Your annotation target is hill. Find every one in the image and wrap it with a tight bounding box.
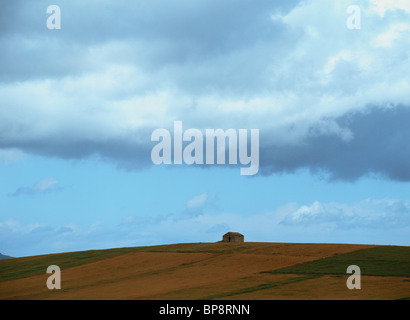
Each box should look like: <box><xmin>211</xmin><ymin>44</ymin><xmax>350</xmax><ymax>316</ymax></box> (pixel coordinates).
<box><xmin>0</xmin><ymin>242</ymin><xmax>409</xmax><ymax>300</ymax></box>
<box><xmin>0</xmin><ymin>253</ymin><xmax>13</xmax><ymax>259</ymax></box>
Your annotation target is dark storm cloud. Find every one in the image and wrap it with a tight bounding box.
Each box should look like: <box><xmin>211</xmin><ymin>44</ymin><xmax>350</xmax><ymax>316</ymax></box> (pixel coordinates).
<box><xmin>1</xmin><ymin>132</ymin><xmax>154</xmax><ymax>170</ymax></box>
<box><xmin>3</xmin><ymin>104</ymin><xmax>409</xmax><ymax>181</ymax></box>
<box><xmin>260</xmin><ymin>106</ymin><xmax>410</xmax><ymax>181</ymax></box>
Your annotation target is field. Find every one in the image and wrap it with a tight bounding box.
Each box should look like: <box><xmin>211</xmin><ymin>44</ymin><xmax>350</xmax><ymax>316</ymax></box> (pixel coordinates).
<box><xmin>1</xmin><ymin>242</ymin><xmax>409</xmax><ymax>300</ymax></box>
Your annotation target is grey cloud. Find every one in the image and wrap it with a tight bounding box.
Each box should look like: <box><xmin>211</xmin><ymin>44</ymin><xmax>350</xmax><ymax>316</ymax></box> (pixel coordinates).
<box><xmin>260</xmin><ymin>106</ymin><xmax>410</xmax><ymax>181</ymax></box>
<box><xmin>1</xmin><ymin>0</ymin><xmax>410</xmax><ymax>183</ymax></box>
<box><xmin>31</xmin><ymin>225</ymin><xmax>54</xmax><ymax>234</ymax></box>
<box><xmin>0</xmin><ymin>0</ymin><xmax>298</xmax><ymax>86</ymax></box>
<box><xmin>1</xmin><ymin>129</ymin><xmax>154</xmax><ymax>171</ymax></box>
<box><xmin>55</xmin><ymin>226</ymin><xmax>74</xmax><ymax>234</ymax></box>
<box><xmin>3</xmin><ymin>106</ymin><xmax>410</xmax><ymax>181</ymax></box>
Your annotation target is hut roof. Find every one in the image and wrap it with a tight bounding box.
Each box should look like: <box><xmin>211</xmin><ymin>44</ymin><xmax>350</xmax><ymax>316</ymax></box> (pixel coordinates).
<box><xmin>223</xmin><ymin>232</ymin><xmax>243</xmax><ymax>236</ymax></box>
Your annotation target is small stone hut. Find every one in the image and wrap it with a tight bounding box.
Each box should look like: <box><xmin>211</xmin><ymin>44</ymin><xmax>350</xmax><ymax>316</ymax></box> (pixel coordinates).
<box><xmin>222</xmin><ymin>232</ymin><xmax>244</xmax><ymax>243</ymax></box>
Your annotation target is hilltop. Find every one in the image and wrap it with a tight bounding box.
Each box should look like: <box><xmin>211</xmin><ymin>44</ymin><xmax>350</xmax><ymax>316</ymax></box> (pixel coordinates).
<box><xmin>0</xmin><ymin>242</ymin><xmax>409</xmax><ymax>300</ymax></box>
<box><xmin>0</xmin><ymin>253</ymin><xmax>13</xmax><ymax>259</ymax></box>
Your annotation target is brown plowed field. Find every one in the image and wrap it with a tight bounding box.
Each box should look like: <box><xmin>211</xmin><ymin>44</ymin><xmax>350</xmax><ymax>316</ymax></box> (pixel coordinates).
<box><xmin>1</xmin><ymin>242</ymin><xmax>409</xmax><ymax>300</ymax></box>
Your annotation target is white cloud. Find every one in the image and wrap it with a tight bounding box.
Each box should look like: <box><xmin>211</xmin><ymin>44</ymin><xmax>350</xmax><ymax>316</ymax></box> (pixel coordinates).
<box><xmin>0</xmin><ymin>148</ymin><xmax>25</xmax><ymax>165</ymax></box>
<box><xmin>372</xmin><ymin>22</ymin><xmax>410</xmax><ymax>47</ymax></box>
<box><xmin>281</xmin><ymin>198</ymin><xmax>410</xmax><ymax>229</ymax></box>
<box><xmin>369</xmin><ymin>0</ymin><xmax>410</xmax><ymax>17</ymax></box>
<box><xmin>33</xmin><ymin>177</ymin><xmax>58</xmax><ymax>193</ymax></box>
<box><xmin>187</xmin><ymin>193</ymin><xmax>208</xmax><ymax>209</ymax></box>
<box><xmin>10</xmin><ymin>177</ymin><xmax>60</xmax><ymax>197</ymax></box>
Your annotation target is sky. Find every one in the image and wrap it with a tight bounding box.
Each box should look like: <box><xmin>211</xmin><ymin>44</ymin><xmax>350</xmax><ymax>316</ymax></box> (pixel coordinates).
<box><xmin>1</xmin><ymin>0</ymin><xmax>410</xmax><ymax>257</ymax></box>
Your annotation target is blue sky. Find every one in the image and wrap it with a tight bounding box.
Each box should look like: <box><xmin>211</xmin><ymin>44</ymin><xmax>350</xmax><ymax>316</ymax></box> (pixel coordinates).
<box><xmin>1</xmin><ymin>0</ymin><xmax>410</xmax><ymax>257</ymax></box>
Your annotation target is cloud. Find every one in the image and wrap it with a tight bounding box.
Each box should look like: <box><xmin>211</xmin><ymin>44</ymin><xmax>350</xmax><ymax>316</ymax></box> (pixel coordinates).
<box><xmin>260</xmin><ymin>106</ymin><xmax>410</xmax><ymax>181</ymax></box>
<box><xmin>369</xmin><ymin>0</ymin><xmax>410</xmax><ymax>17</ymax></box>
<box><xmin>182</xmin><ymin>192</ymin><xmax>218</xmax><ymax>219</ymax></box>
<box><xmin>1</xmin><ymin>0</ymin><xmax>410</xmax><ymax>181</ymax></box>
<box><xmin>281</xmin><ymin>198</ymin><xmax>410</xmax><ymax>230</ymax></box>
<box><xmin>55</xmin><ymin>226</ymin><xmax>74</xmax><ymax>234</ymax></box>
<box><xmin>2</xmin><ymin>196</ymin><xmax>410</xmax><ymax>257</ymax></box>
<box><xmin>186</xmin><ymin>193</ymin><xmax>208</xmax><ymax>209</ymax></box>
<box><xmin>0</xmin><ymin>148</ymin><xmax>25</xmax><ymax>165</ymax></box>
<box><xmin>10</xmin><ymin>177</ymin><xmax>60</xmax><ymax>197</ymax></box>
<box><xmin>372</xmin><ymin>22</ymin><xmax>410</xmax><ymax>47</ymax></box>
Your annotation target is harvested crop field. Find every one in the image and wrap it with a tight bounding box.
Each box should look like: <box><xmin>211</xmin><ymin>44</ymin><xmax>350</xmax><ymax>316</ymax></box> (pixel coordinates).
<box><xmin>1</xmin><ymin>242</ymin><xmax>409</xmax><ymax>300</ymax></box>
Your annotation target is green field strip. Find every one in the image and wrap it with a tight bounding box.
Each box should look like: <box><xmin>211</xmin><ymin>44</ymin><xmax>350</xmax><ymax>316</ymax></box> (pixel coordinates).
<box><xmin>262</xmin><ymin>246</ymin><xmax>410</xmax><ymax>277</ymax></box>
